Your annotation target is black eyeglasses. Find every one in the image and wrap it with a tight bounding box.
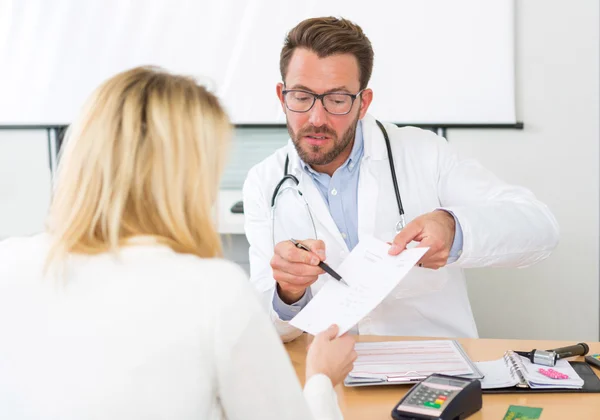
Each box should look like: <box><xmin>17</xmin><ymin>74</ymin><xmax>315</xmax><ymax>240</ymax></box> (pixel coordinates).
<box><xmin>282</xmin><ymin>89</ymin><xmax>364</xmax><ymax>115</ymax></box>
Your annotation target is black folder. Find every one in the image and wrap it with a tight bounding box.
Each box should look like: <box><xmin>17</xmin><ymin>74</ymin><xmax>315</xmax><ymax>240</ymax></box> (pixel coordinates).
<box><xmin>483</xmin><ymin>362</ymin><xmax>600</xmax><ymax>394</ymax></box>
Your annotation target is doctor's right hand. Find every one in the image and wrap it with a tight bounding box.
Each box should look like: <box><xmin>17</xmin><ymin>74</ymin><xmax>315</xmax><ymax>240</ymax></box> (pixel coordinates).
<box><xmin>271</xmin><ymin>239</ymin><xmax>326</xmax><ymax>304</ymax></box>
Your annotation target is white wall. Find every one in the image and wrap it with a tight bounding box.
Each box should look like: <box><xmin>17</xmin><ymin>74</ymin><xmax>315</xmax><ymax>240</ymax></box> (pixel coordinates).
<box><xmin>454</xmin><ymin>0</ymin><xmax>599</xmax><ymax>341</ymax></box>
<box><xmin>0</xmin><ymin>130</ymin><xmax>51</xmax><ymax>239</ymax></box>
<box><xmin>0</xmin><ymin>0</ymin><xmax>598</xmax><ymax>341</ymax></box>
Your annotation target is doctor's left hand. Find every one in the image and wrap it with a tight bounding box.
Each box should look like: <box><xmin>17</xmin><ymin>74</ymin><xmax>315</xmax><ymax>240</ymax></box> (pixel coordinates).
<box><xmin>388</xmin><ymin>210</ymin><xmax>456</xmax><ymax>269</ymax></box>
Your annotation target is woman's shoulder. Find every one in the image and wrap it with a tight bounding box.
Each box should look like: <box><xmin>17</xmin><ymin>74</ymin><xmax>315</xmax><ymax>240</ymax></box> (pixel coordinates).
<box><xmin>159</xmin><ymin>252</ymin><xmax>247</xmax><ymax>280</ymax></box>
<box><xmin>151</xmin><ymin>253</ymin><xmax>259</xmax><ymax>321</ymax></box>
<box><xmin>143</xmin><ymin>251</ymin><xmax>250</xmax><ymax>293</ymax></box>
<box><xmin>0</xmin><ymin>233</ymin><xmax>49</xmax><ymax>262</ymax></box>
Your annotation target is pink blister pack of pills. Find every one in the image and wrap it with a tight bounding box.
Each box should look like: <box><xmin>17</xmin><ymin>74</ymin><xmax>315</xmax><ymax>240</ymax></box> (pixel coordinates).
<box><xmin>538</xmin><ymin>368</ymin><xmax>569</xmax><ymax>380</ymax></box>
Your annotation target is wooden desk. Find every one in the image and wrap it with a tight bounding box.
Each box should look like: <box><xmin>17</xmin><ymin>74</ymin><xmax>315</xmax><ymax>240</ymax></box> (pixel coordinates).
<box><xmin>285</xmin><ymin>335</ymin><xmax>600</xmax><ymax>419</ymax></box>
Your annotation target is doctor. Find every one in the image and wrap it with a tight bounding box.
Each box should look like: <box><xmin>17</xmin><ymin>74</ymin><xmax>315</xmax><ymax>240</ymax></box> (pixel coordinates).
<box><xmin>243</xmin><ymin>17</ymin><xmax>559</xmax><ymax>342</ymax></box>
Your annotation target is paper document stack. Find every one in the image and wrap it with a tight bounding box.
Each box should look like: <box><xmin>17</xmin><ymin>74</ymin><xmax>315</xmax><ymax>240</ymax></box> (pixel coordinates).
<box><xmin>345</xmin><ymin>340</ymin><xmax>482</xmax><ymax>387</ymax></box>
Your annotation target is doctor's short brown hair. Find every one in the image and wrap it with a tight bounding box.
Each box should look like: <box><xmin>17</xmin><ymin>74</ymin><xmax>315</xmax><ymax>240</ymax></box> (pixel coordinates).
<box><xmin>279</xmin><ymin>17</ymin><xmax>374</xmax><ymax>90</ymax></box>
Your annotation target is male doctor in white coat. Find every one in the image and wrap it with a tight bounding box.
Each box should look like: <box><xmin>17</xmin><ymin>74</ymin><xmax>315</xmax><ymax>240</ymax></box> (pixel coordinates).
<box><xmin>243</xmin><ymin>17</ymin><xmax>560</xmax><ymax>342</ymax></box>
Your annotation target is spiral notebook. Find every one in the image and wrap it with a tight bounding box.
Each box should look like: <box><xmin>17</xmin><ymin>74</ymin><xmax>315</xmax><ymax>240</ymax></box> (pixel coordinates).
<box><xmin>475</xmin><ymin>350</ymin><xmax>584</xmax><ymax>390</ymax></box>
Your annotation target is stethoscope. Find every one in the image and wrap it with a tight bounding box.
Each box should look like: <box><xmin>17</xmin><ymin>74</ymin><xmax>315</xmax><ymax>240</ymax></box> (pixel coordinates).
<box><xmin>270</xmin><ymin>120</ymin><xmax>406</xmax><ymax>234</ymax></box>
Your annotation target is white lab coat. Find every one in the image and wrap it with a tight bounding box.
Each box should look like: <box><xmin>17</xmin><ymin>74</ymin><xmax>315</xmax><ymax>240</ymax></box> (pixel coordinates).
<box><xmin>242</xmin><ymin>114</ymin><xmax>559</xmax><ymax>342</ymax></box>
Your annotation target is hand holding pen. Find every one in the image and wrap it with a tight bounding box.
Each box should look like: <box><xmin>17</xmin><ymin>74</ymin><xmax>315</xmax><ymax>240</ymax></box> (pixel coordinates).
<box><xmin>270</xmin><ymin>238</ymin><xmax>346</xmax><ymax>305</ymax></box>
<box><xmin>289</xmin><ymin>239</ymin><xmax>347</xmax><ymax>286</ymax></box>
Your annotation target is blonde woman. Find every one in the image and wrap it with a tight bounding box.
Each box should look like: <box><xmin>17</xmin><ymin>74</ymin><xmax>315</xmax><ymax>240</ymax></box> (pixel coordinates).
<box><xmin>0</xmin><ymin>67</ymin><xmax>355</xmax><ymax>420</ymax></box>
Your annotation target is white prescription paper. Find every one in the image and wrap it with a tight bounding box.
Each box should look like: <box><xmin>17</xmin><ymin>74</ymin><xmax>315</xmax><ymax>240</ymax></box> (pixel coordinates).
<box><xmin>289</xmin><ymin>236</ymin><xmax>428</xmax><ymax>335</ymax></box>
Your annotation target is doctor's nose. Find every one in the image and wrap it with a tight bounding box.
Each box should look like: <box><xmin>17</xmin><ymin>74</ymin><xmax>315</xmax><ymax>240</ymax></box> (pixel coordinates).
<box><xmin>307</xmin><ymin>99</ymin><xmax>328</xmax><ymax>127</ymax></box>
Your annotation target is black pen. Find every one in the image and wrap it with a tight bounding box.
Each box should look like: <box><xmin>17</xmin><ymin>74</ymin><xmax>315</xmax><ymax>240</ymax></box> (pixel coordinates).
<box><xmin>290</xmin><ymin>238</ymin><xmax>348</xmax><ymax>286</ymax></box>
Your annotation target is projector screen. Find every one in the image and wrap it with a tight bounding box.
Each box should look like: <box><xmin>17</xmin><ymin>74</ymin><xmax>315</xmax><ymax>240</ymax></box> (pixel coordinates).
<box><xmin>0</xmin><ymin>0</ymin><xmax>515</xmax><ymax>125</ymax></box>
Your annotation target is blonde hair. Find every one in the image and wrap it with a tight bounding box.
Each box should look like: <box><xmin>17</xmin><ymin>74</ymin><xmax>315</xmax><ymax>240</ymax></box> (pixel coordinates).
<box><xmin>47</xmin><ymin>66</ymin><xmax>231</xmax><ymax>264</ymax></box>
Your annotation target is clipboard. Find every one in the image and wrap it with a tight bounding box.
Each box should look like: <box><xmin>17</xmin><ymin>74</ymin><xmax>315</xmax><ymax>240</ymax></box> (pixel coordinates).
<box><xmin>344</xmin><ymin>340</ymin><xmax>483</xmax><ymax>387</ymax></box>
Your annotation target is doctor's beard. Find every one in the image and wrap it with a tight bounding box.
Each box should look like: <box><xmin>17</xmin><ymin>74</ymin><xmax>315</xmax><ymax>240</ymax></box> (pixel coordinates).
<box><xmin>287</xmin><ymin>114</ymin><xmax>359</xmax><ymax>167</ymax></box>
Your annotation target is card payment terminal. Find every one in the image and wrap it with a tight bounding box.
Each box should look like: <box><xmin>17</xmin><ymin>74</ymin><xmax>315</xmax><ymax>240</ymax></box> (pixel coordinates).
<box><xmin>392</xmin><ymin>374</ymin><xmax>482</xmax><ymax>420</ymax></box>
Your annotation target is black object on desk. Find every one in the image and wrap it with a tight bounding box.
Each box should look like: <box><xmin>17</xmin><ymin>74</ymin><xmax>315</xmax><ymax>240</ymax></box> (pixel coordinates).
<box><xmin>392</xmin><ymin>373</ymin><xmax>482</xmax><ymax>420</ymax></box>
<box><xmin>585</xmin><ymin>354</ymin><xmax>600</xmax><ymax>370</ymax></box>
<box><xmin>230</xmin><ymin>200</ymin><xmax>244</xmax><ymax>214</ymax></box>
<box><xmin>515</xmin><ymin>342</ymin><xmax>589</xmax><ymax>367</ymax></box>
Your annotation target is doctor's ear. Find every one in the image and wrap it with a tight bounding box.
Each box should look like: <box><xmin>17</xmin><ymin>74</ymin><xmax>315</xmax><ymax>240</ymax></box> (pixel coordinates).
<box><xmin>276</xmin><ymin>83</ymin><xmax>286</xmax><ymax>110</ymax></box>
<box><xmin>358</xmin><ymin>88</ymin><xmax>373</xmax><ymax>119</ymax></box>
